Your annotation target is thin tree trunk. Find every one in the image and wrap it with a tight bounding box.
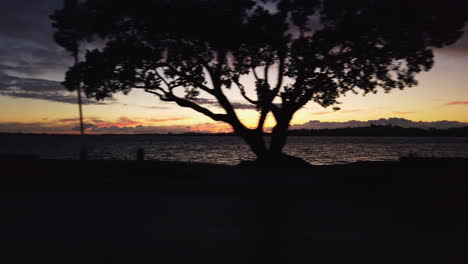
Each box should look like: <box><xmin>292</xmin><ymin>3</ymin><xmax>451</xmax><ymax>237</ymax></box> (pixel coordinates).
<box><xmin>77</xmin><ymin>84</ymin><xmax>85</xmax><ymax>136</ymax></box>
<box><xmin>73</xmin><ymin>52</ymin><xmax>85</xmax><ymax>136</ymax></box>
<box><xmin>74</xmin><ymin>49</ymin><xmax>87</xmax><ymax>160</ymax></box>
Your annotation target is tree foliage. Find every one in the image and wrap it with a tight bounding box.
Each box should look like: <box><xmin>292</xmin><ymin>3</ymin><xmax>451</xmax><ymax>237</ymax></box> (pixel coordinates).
<box><xmin>51</xmin><ymin>0</ymin><xmax>468</xmax><ymax>159</ymax></box>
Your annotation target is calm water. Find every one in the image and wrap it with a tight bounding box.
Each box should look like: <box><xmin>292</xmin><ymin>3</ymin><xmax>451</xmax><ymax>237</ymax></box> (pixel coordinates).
<box><xmin>1</xmin><ymin>135</ymin><xmax>467</xmax><ymax>165</ymax></box>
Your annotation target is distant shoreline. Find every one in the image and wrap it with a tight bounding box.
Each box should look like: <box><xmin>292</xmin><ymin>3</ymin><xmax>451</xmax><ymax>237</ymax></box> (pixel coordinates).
<box><xmin>1</xmin><ymin>125</ymin><xmax>467</xmax><ymax>137</ymax></box>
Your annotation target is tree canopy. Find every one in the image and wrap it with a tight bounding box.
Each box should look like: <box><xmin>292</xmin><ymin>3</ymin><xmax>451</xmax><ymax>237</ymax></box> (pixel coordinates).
<box><xmin>51</xmin><ymin>0</ymin><xmax>468</xmax><ymax>159</ymax></box>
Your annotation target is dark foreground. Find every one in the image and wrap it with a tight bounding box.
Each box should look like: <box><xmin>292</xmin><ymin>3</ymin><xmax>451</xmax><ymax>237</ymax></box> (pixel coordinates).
<box><xmin>1</xmin><ymin>158</ymin><xmax>467</xmax><ymax>263</ymax></box>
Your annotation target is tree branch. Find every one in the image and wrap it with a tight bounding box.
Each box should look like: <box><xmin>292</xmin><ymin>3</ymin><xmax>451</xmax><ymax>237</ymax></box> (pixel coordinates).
<box><xmin>233</xmin><ymin>80</ymin><xmax>258</xmax><ymax>105</ymax></box>
<box><xmin>201</xmin><ymin>49</ymin><xmax>247</xmax><ymax>131</ymax></box>
<box><xmin>154</xmin><ymin>70</ymin><xmax>175</xmax><ymax>91</ymax></box>
<box><xmin>147</xmin><ymin>90</ymin><xmax>168</xmax><ymax>100</ymax></box>
<box><xmin>136</xmin><ymin>82</ymin><xmax>229</xmax><ymax>122</ymax></box>
<box><xmin>160</xmin><ymin>63</ymin><xmax>214</xmax><ymax>95</ymax></box>
<box><xmin>167</xmin><ymin>94</ymin><xmax>229</xmax><ymax>122</ymax></box>
<box><xmin>194</xmin><ymin>54</ymin><xmax>217</xmax><ymax>90</ymax></box>
<box><xmin>251</xmin><ymin>67</ymin><xmax>260</xmax><ymax>82</ymax></box>
<box><xmin>257</xmin><ymin>109</ymin><xmax>268</xmax><ymax>132</ymax></box>
<box><xmin>213</xmin><ymin>88</ymin><xmax>245</xmax><ymax>129</ymax></box>
<box><xmin>133</xmin><ymin>84</ymin><xmax>169</xmax><ymax>99</ymax></box>
<box><xmin>264</xmin><ymin>56</ymin><xmax>272</xmax><ymax>85</ymax></box>
<box><xmin>270</xmin><ymin>103</ymin><xmax>282</xmax><ymax>121</ymax></box>
<box><xmin>274</xmin><ymin>53</ymin><xmax>286</xmax><ymax>94</ymax></box>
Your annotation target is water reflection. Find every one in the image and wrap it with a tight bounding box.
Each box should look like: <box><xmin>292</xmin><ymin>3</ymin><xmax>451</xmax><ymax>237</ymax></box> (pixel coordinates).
<box><xmin>1</xmin><ymin>135</ymin><xmax>467</xmax><ymax>165</ymax></box>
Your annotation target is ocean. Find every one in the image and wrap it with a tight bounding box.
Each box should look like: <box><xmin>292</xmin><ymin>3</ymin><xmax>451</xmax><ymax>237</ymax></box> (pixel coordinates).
<box><xmin>1</xmin><ymin>134</ymin><xmax>467</xmax><ymax>165</ymax></box>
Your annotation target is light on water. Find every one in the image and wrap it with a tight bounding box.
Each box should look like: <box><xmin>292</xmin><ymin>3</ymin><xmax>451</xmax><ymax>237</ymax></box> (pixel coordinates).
<box><xmin>1</xmin><ymin>135</ymin><xmax>467</xmax><ymax>165</ymax></box>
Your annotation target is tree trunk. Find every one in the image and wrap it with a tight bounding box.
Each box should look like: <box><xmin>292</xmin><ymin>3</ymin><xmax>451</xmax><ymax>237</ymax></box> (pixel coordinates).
<box><xmin>269</xmin><ymin>114</ymin><xmax>292</xmax><ymax>158</ymax></box>
<box><xmin>234</xmin><ymin>113</ymin><xmax>293</xmax><ymax>162</ymax></box>
<box><xmin>236</xmin><ymin>128</ymin><xmax>268</xmax><ymax>158</ymax></box>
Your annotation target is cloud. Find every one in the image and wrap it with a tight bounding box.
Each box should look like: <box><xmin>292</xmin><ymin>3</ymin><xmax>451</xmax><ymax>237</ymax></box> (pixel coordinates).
<box><xmin>339</xmin><ymin>109</ymin><xmax>363</xmax><ymax>114</ymax></box>
<box><xmin>71</xmin><ymin>123</ymin><xmax>99</xmax><ymax>132</ymax></box>
<box><xmin>190</xmin><ymin>122</ymin><xmax>233</xmax><ymax>133</ymax></box>
<box><xmin>86</xmin><ymin>117</ymin><xmax>142</xmax><ymax>128</ymax></box>
<box><xmin>0</xmin><ymin>1</ymin><xmax>61</xmax><ymax>41</ymax></box>
<box><xmin>291</xmin><ymin>118</ymin><xmax>468</xmax><ymax>130</ymax></box>
<box><xmin>0</xmin><ymin>116</ymin><xmax>232</xmax><ymax>134</ymax></box>
<box><xmin>83</xmin><ymin>125</ymin><xmax>184</xmax><ymax>134</ymax></box>
<box><xmin>0</xmin><ymin>73</ymin><xmax>114</xmax><ymax>105</ymax></box>
<box><xmin>57</xmin><ymin>118</ymin><xmax>79</xmax><ymax>123</ymax></box>
<box><xmin>83</xmin><ymin>119</ymin><xmax>231</xmax><ymax>134</ymax></box>
<box><xmin>91</xmin><ymin>119</ymin><xmax>106</xmax><ymax>124</ymax></box>
<box><xmin>0</xmin><ymin>116</ymin><xmax>143</xmax><ymax>134</ymax></box>
<box><xmin>0</xmin><ymin>1</ymin><xmax>115</xmax><ymax>106</ymax></box>
<box><xmin>57</xmin><ymin>117</ymin><xmax>106</xmax><ymax>124</ymax></box>
<box><xmin>445</xmin><ymin>101</ymin><xmax>468</xmax><ymax>106</ymax></box>
<box><xmin>121</xmin><ymin>103</ymin><xmax>169</xmax><ymax>110</ymax></box>
<box><xmin>230</xmin><ymin>102</ymin><xmax>258</xmax><ymax>110</ymax></box>
<box><xmin>308</xmin><ymin>109</ymin><xmax>362</xmax><ymax>115</ymax></box>
<box><xmin>0</xmin><ymin>1</ymin><xmax>72</xmax><ymax>78</ymax></box>
<box><xmin>116</xmin><ymin>117</ymin><xmax>140</xmax><ymax>126</ymax></box>
<box><xmin>311</xmin><ymin>111</ymin><xmax>333</xmax><ymax>116</ymax></box>
<box><xmin>148</xmin><ymin>117</ymin><xmax>191</xmax><ymax>123</ymax></box>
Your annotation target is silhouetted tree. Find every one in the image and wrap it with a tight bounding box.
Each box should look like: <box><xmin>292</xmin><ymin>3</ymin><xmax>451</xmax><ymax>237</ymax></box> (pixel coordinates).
<box><xmin>50</xmin><ymin>0</ymin><xmax>468</xmax><ymax>161</ymax></box>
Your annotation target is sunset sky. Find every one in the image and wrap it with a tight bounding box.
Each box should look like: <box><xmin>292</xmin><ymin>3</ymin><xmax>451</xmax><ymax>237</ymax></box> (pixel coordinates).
<box><xmin>1</xmin><ymin>0</ymin><xmax>467</xmax><ymax>134</ymax></box>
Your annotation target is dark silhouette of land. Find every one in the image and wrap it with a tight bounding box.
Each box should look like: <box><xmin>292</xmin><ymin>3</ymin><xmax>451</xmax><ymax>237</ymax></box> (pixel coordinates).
<box><xmin>1</xmin><ymin>158</ymin><xmax>467</xmax><ymax>263</ymax></box>
<box><xmin>289</xmin><ymin>125</ymin><xmax>468</xmax><ymax>137</ymax></box>
<box><xmin>1</xmin><ymin>125</ymin><xmax>468</xmax><ymax>137</ymax></box>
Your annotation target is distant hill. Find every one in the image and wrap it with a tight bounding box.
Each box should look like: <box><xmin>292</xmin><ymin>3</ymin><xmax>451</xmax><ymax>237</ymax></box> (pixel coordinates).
<box><xmin>288</xmin><ymin>125</ymin><xmax>468</xmax><ymax>137</ymax></box>
<box><xmin>290</xmin><ymin>118</ymin><xmax>468</xmax><ymax>130</ymax></box>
